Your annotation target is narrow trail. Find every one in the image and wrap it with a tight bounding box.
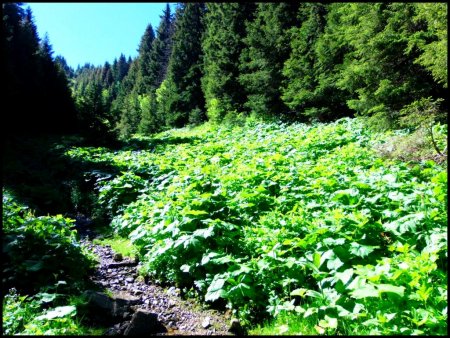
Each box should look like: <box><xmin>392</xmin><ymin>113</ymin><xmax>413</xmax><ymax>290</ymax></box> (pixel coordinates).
<box><xmin>79</xmin><ymin>233</ymin><xmax>236</xmax><ymax>336</ymax></box>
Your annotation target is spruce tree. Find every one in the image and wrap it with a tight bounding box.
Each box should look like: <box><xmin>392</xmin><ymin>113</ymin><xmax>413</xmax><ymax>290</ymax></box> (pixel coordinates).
<box><xmin>165</xmin><ymin>3</ymin><xmax>206</xmax><ymax>127</ymax></box>
<box><xmin>112</xmin><ymin>58</ymin><xmax>141</xmax><ymax>138</ymax></box>
<box><xmin>101</xmin><ymin>61</ymin><xmax>113</xmax><ymax>87</ymax></box>
<box><xmin>201</xmin><ymin>3</ymin><xmax>256</xmax><ymax>122</ymax></box>
<box><xmin>239</xmin><ymin>3</ymin><xmax>299</xmax><ymax>118</ymax></box>
<box><xmin>135</xmin><ymin>23</ymin><xmax>155</xmax><ymax>94</ymax></box>
<box><xmin>116</xmin><ymin>53</ymin><xmax>129</xmax><ymax>82</ymax></box>
<box><xmin>329</xmin><ymin>3</ymin><xmax>444</xmax><ymax>127</ymax></box>
<box><xmin>411</xmin><ymin>3</ymin><xmax>447</xmax><ymax>89</ymax></box>
<box><xmin>149</xmin><ymin>4</ymin><xmax>174</xmax><ymax>89</ymax></box>
<box><xmin>281</xmin><ymin>3</ymin><xmax>350</xmax><ymax>122</ymax></box>
<box><xmin>137</xmin><ymin>91</ymin><xmax>158</xmax><ymax>134</ymax></box>
<box><xmin>55</xmin><ymin>55</ymin><xmax>74</xmax><ymax>79</ymax></box>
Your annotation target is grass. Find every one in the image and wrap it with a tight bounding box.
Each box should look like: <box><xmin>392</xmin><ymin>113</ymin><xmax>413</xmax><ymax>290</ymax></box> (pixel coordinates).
<box><xmin>249</xmin><ymin>312</ymin><xmax>322</xmax><ymax>335</ymax></box>
<box><xmin>92</xmin><ymin>236</ymin><xmax>137</xmax><ymax>258</ymax></box>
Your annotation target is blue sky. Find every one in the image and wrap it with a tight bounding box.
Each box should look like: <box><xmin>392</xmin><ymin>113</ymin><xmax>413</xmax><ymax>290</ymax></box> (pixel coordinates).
<box><xmin>25</xmin><ymin>3</ymin><xmax>177</xmax><ymax>69</ymax></box>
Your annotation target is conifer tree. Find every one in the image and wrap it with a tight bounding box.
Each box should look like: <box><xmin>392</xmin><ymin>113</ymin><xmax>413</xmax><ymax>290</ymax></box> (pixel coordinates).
<box><xmin>165</xmin><ymin>3</ymin><xmax>206</xmax><ymax>127</ymax></box>
<box><xmin>411</xmin><ymin>3</ymin><xmax>447</xmax><ymax>89</ymax></box>
<box><xmin>328</xmin><ymin>3</ymin><xmax>444</xmax><ymax>127</ymax></box>
<box><xmin>149</xmin><ymin>4</ymin><xmax>174</xmax><ymax>89</ymax></box>
<box><xmin>112</xmin><ymin>58</ymin><xmax>141</xmax><ymax>138</ymax></box>
<box><xmin>137</xmin><ymin>91</ymin><xmax>158</xmax><ymax>134</ymax></box>
<box><xmin>55</xmin><ymin>55</ymin><xmax>74</xmax><ymax>79</ymax></box>
<box><xmin>201</xmin><ymin>3</ymin><xmax>256</xmax><ymax>122</ymax></box>
<box><xmin>101</xmin><ymin>61</ymin><xmax>113</xmax><ymax>87</ymax></box>
<box><xmin>116</xmin><ymin>53</ymin><xmax>129</xmax><ymax>82</ymax></box>
<box><xmin>239</xmin><ymin>3</ymin><xmax>299</xmax><ymax>118</ymax></box>
<box><xmin>135</xmin><ymin>23</ymin><xmax>155</xmax><ymax>94</ymax></box>
<box><xmin>281</xmin><ymin>3</ymin><xmax>350</xmax><ymax>121</ymax></box>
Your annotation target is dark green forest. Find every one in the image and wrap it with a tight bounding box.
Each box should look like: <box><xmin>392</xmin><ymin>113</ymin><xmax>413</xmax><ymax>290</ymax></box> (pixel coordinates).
<box><xmin>2</xmin><ymin>2</ymin><xmax>448</xmax><ymax>335</ymax></box>
<box><xmin>3</xmin><ymin>3</ymin><xmax>447</xmax><ymax>140</ymax></box>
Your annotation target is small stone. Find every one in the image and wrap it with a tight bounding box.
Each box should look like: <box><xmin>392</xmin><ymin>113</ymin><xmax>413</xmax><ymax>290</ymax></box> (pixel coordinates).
<box><xmin>113</xmin><ymin>253</ymin><xmax>123</xmax><ymax>261</ymax></box>
<box><xmin>126</xmin><ymin>277</ymin><xmax>134</xmax><ymax>283</ymax></box>
<box><xmin>202</xmin><ymin>316</ymin><xmax>211</xmax><ymax>329</ymax></box>
<box><xmin>104</xmin><ymin>327</ymin><xmax>120</xmax><ymax>336</ymax></box>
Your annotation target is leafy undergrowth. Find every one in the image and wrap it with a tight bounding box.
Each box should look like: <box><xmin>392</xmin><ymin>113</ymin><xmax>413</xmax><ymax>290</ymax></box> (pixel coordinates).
<box><xmin>2</xmin><ymin>288</ymin><xmax>104</xmax><ymax>335</ymax></box>
<box><xmin>2</xmin><ymin>190</ymin><xmax>102</xmax><ymax>335</ymax></box>
<box><xmin>65</xmin><ymin>117</ymin><xmax>447</xmax><ymax>335</ymax></box>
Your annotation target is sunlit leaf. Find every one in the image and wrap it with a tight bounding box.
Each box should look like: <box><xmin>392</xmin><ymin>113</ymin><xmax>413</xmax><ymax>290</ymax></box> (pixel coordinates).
<box><xmin>35</xmin><ymin>306</ymin><xmax>76</xmax><ymax>320</ymax></box>
<box><xmin>290</xmin><ymin>288</ymin><xmax>308</xmax><ymax>297</ymax></box>
<box><xmin>377</xmin><ymin>283</ymin><xmax>405</xmax><ymax>298</ymax></box>
<box><xmin>205</xmin><ymin>277</ymin><xmax>227</xmax><ymax>302</ymax></box>
<box><xmin>349</xmin><ymin>242</ymin><xmax>379</xmax><ymax>258</ymax></box>
<box><xmin>350</xmin><ymin>285</ymin><xmax>379</xmax><ymax>299</ymax></box>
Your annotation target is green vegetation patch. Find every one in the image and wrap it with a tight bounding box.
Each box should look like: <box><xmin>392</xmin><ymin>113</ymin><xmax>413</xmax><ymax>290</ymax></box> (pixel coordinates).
<box><xmin>64</xmin><ymin>118</ymin><xmax>447</xmax><ymax>334</ymax></box>
<box><xmin>2</xmin><ymin>190</ymin><xmax>103</xmax><ymax>335</ymax></box>
<box><xmin>93</xmin><ymin>236</ymin><xmax>138</xmax><ymax>258</ymax></box>
<box><xmin>2</xmin><ymin>189</ymin><xmax>95</xmax><ymax>295</ymax></box>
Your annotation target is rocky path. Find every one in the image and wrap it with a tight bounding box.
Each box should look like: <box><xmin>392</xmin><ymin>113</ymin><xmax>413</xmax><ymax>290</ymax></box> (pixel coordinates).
<box><xmin>80</xmin><ymin>237</ymin><xmax>239</xmax><ymax>336</ymax></box>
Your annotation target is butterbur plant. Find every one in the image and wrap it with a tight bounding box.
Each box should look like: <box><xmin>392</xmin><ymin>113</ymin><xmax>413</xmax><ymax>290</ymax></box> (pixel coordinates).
<box><xmin>62</xmin><ymin>118</ymin><xmax>446</xmax><ymax>334</ymax></box>
<box><xmin>2</xmin><ymin>189</ymin><xmax>93</xmax><ymax>295</ymax></box>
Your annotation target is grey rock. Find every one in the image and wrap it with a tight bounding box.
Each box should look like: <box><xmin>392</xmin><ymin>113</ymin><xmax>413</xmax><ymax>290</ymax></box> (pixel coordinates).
<box><xmin>113</xmin><ymin>253</ymin><xmax>123</xmax><ymax>261</ymax></box>
<box><xmin>84</xmin><ymin>290</ymin><xmax>140</xmax><ymax>324</ymax></box>
<box><xmin>202</xmin><ymin>316</ymin><xmax>211</xmax><ymax>329</ymax></box>
<box><xmin>166</xmin><ymin>286</ymin><xmax>180</xmax><ymax>296</ymax></box>
<box><xmin>106</xmin><ymin>260</ymin><xmax>138</xmax><ymax>268</ymax></box>
<box><xmin>124</xmin><ymin>309</ymin><xmax>167</xmax><ymax>335</ymax></box>
<box><xmin>104</xmin><ymin>327</ymin><xmax>121</xmax><ymax>336</ymax></box>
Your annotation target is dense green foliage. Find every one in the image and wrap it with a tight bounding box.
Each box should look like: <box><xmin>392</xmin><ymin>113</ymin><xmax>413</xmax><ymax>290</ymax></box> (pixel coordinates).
<box><xmin>239</xmin><ymin>3</ymin><xmax>299</xmax><ymax>118</ymax></box>
<box><xmin>149</xmin><ymin>4</ymin><xmax>174</xmax><ymax>90</ymax></box>
<box><xmin>134</xmin><ymin>24</ymin><xmax>156</xmax><ymax>95</ymax></box>
<box><xmin>281</xmin><ymin>3</ymin><xmax>351</xmax><ymax>121</ymax></box>
<box><xmin>2</xmin><ymin>288</ymin><xmax>99</xmax><ymax>335</ymax></box>
<box><xmin>2</xmin><ymin>189</ymin><xmax>101</xmax><ymax>335</ymax></box>
<box><xmin>3</xmin><ymin>2</ymin><xmax>448</xmax><ymax>335</ymax></box>
<box><xmin>2</xmin><ymin>190</ymin><xmax>93</xmax><ymax>295</ymax></box>
<box><xmin>328</xmin><ymin>3</ymin><xmax>444</xmax><ymax>128</ymax></box>
<box><xmin>65</xmin><ymin>118</ymin><xmax>447</xmax><ymax>334</ymax></box>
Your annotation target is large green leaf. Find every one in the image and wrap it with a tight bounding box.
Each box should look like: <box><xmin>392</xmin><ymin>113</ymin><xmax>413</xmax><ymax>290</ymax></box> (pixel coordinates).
<box><xmin>24</xmin><ymin>260</ymin><xmax>44</xmax><ymax>272</ymax></box>
<box><xmin>383</xmin><ymin>212</ymin><xmax>425</xmax><ymax>236</ymax></box>
<box><xmin>377</xmin><ymin>283</ymin><xmax>405</xmax><ymax>298</ymax></box>
<box><xmin>350</xmin><ymin>284</ymin><xmax>379</xmax><ymax>299</ymax></box>
<box><xmin>184</xmin><ymin>209</ymin><xmax>209</xmax><ymax>216</ymax></box>
<box><xmin>205</xmin><ymin>277</ymin><xmax>228</xmax><ymax>302</ymax></box>
<box><xmin>349</xmin><ymin>242</ymin><xmax>379</xmax><ymax>258</ymax></box>
<box><xmin>35</xmin><ymin>306</ymin><xmax>76</xmax><ymax>320</ymax></box>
